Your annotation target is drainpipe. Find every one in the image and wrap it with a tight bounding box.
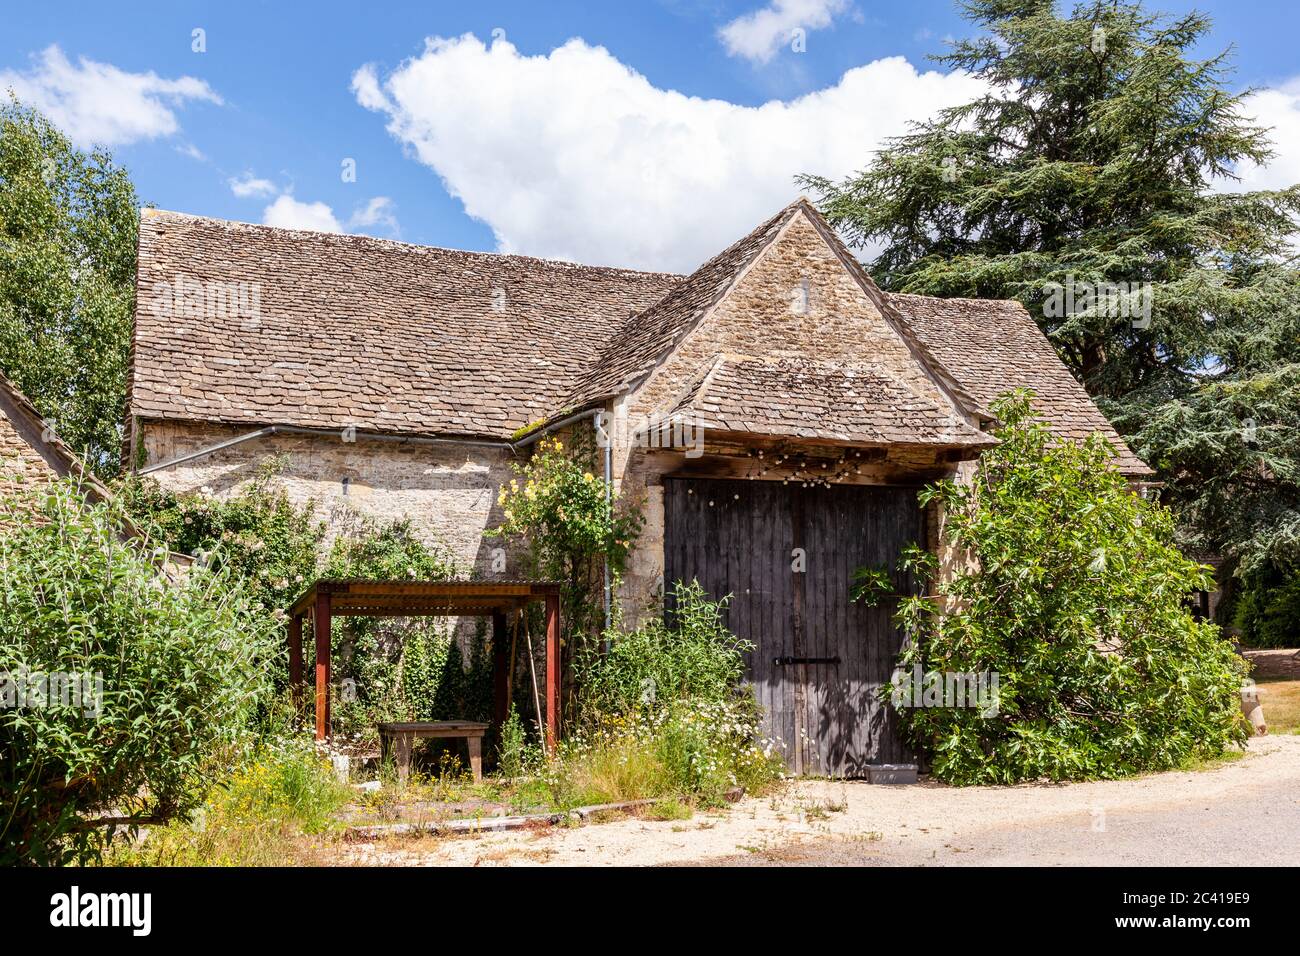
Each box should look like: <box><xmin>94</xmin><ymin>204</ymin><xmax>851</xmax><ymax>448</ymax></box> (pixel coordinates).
<box><xmin>138</xmin><ymin>423</ymin><xmax>515</xmax><ymax>476</ymax></box>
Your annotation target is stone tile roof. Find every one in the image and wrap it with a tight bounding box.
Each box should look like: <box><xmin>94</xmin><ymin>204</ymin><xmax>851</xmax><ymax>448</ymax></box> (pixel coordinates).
<box><xmin>130</xmin><ymin>203</ymin><xmax>1150</xmax><ymax>476</ymax></box>
<box><xmin>130</xmin><ymin>209</ymin><xmax>680</xmax><ymax>440</ymax></box>
<box><xmin>667</xmin><ymin>356</ymin><xmax>995</xmax><ymax>448</ymax></box>
<box><xmin>565</xmin><ymin>202</ymin><xmax>800</xmax><ymax>409</ymax></box>
<box><xmin>888</xmin><ymin>292</ymin><xmax>1153</xmax><ymax>476</ymax></box>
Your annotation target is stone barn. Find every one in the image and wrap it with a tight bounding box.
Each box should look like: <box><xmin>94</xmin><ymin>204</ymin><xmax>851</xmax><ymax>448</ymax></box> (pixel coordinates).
<box><xmin>126</xmin><ymin>198</ymin><xmax>1150</xmax><ymax>774</ymax></box>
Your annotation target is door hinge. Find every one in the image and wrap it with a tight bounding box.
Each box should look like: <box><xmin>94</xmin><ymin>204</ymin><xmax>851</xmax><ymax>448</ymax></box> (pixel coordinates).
<box><xmin>773</xmin><ymin>656</ymin><xmax>841</xmax><ymax>666</ymax></box>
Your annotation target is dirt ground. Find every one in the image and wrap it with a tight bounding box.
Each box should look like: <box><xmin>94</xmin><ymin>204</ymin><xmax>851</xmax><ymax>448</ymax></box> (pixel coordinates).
<box><xmin>336</xmin><ymin>734</ymin><xmax>1300</xmax><ymax>867</ymax></box>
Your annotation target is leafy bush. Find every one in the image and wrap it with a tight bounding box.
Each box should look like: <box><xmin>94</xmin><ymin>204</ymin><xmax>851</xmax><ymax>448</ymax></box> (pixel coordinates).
<box><xmin>559</xmin><ymin>582</ymin><xmax>783</xmax><ymax>806</ymax></box>
<box><xmin>124</xmin><ymin>470</ymin><xmax>483</xmax><ymax>738</ymax></box>
<box><xmin>1230</xmin><ymin>570</ymin><xmax>1300</xmax><ymax>649</ymax></box>
<box><xmin>107</xmin><ymin>738</ymin><xmax>349</xmax><ymax>867</ymax></box>
<box><xmin>862</xmin><ymin>393</ymin><xmax>1249</xmax><ymax>784</ymax></box>
<box><xmin>495</xmin><ymin>704</ymin><xmax>535</xmax><ymax>781</ymax></box>
<box><xmin>575</xmin><ymin>581</ymin><xmax>750</xmax><ymax>716</ymax></box>
<box><xmin>118</xmin><ymin>460</ymin><xmax>324</xmax><ymax>617</ymax></box>
<box><xmin>0</xmin><ymin>479</ymin><xmax>276</xmax><ymax>864</ymax></box>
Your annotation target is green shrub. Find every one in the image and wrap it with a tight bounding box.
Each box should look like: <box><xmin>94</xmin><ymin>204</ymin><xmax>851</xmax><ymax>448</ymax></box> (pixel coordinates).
<box><xmin>124</xmin><ymin>470</ymin><xmax>481</xmax><ymax>738</ymax></box>
<box><xmin>107</xmin><ymin>738</ymin><xmax>349</xmax><ymax>867</ymax></box>
<box><xmin>0</xmin><ymin>479</ymin><xmax>276</xmax><ymax>864</ymax></box>
<box><xmin>118</xmin><ymin>461</ymin><xmax>324</xmax><ymax>617</ymax></box>
<box><xmin>861</xmin><ymin>392</ymin><xmax>1249</xmax><ymax>784</ymax></box>
<box><xmin>1230</xmin><ymin>570</ymin><xmax>1300</xmax><ymax>648</ymax></box>
<box><xmin>575</xmin><ymin>581</ymin><xmax>750</xmax><ymax>717</ymax></box>
<box><xmin>495</xmin><ymin>704</ymin><xmax>534</xmax><ymax>780</ymax></box>
<box><xmin>560</xmin><ymin>582</ymin><xmax>784</xmax><ymax>806</ymax></box>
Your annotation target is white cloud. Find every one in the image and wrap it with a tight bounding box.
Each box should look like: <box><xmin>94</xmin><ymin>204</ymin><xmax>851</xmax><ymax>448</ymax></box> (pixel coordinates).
<box><xmin>1230</xmin><ymin>78</ymin><xmax>1300</xmax><ymax>194</ymax></box>
<box><xmin>352</xmin><ymin>66</ymin><xmax>388</xmax><ymax>112</ymax></box>
<box><xmin>260</xmin><ymin>193</ymin><xmax>399</xmax><ymax>237</ymax></box>
<box><xmin>348</xmin><ymin>196</ymin><xmax>400</xmax><ymax>237</ymax></box>
<box><xmin>719</xmin><ymin>0</ymin><xmax>850</xmax><ymax>65</ymax></box>
<box><xmin>262</xmin><ymin>195</ymin><xmax>342</xmax><ymax>233</ymax></box>
<box><xmin>0</xmin><ymin>45</ymin><xmax>220</xmax><ymax>148</ymax></box>
<box><xmin>352</xmin><ymin>35</ymin><xmax>985</xmax><ymax>272</ymax></box>
<box><xmin>229</xmin><ymin>172</ymin><xmax>278</xmax><ymax>199</ymax></box>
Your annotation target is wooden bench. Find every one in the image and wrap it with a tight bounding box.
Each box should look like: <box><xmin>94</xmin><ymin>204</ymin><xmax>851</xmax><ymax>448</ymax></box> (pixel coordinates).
<box><xmin>378</xmin><ymin>721</ymin><xmax>489</xmax><ymax>784</ymax></box>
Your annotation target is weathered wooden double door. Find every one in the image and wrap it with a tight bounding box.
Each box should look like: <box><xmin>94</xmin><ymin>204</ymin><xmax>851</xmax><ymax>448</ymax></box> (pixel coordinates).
<box><xmin>664</xmin><ymin>477</ymin><xmax>922</xmax><ymax>776</ymax></box>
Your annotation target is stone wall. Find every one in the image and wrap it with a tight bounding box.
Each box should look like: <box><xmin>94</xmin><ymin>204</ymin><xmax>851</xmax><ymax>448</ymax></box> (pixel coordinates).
<box><xmin>138</xmin><ymin>419</ymin><xmax>517</xmax><ymax>576</ymax></box>
<box><xmin>606</xmin><ymin>211</ymin><xmax>977</xmax><ymax>623</ymax></box>
<box><xmin>0</xmin><ymin>409</ymin><xmax>58</xmax><ymax>488</ymax></box>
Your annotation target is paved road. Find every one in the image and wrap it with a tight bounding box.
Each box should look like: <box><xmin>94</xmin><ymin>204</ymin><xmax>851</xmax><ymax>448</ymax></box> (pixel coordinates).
<box><xmin>705</xmin><ymin>737</ymin><xmax>1300</xmax><ymax>867</ymax></box>
<box><xmin>346</xmin><ymin>735</ymin><xmax>1300</xmax><ymax>867</ymax></box>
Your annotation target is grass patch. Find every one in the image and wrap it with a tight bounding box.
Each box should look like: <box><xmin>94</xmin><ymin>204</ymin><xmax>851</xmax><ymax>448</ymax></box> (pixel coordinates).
<box><xmin>646</xmin><ymin>799</ymin><xmax>694</xmax><ymax>822</ymax></box>
<box><xmin>1259</xmin><ymin>679</ymin><xmax>1300</xmax><ymax>735</ymax></box>
<box><xmin>1179</xmin><ymin>748</ymin><xmax>1249</xmax><ymax>773</ymax></box>
<box><xmin>545</xmin><ymin>703</ymin><xmax>784</xmax><ymax>811</ymax></box>
<box><xmin>802</xmin><ymin>798</ymin><xmax>848</xmax><ymax>821</ymax></box>
<box><xmin>106</xmin><ymin>740</ymin><xmax>351</xmax><ymax>867</ymax></box>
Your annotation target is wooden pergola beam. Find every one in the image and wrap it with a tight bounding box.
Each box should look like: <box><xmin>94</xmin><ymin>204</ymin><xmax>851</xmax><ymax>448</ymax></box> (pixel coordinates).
<box><xmin>286</xmin><ymin>579</ymin><xmax>562</xmax><ymax>747</ymax></box>
<box><xmin>545</xmin><ymin>590</ymin><xmax>559</xmax><ymax>749</ymax></box>
<box><xmin>287</xmin><ymin>613</ymin><xmax>303</xmax><ymax>712</ymax></box>
<box><xmin>314</xmin><ymin>588</ymin><xmax>332</xmax><ymax>742</ymax></box>
<box><xmin>288</xmin><ymin>579</ymin><xmax>561</xmax><ymax>618</ymax></box>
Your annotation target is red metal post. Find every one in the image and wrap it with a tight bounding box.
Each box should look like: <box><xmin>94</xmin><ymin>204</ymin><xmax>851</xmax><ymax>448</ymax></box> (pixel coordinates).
<box><xmin>314</xmin><ymin>590</ymin><xmax>332</xmax><ymax>741</ymax></box>
<box><xmin>288</xmin><ymin>613</ymin><xmax>303</xmax><ymax>714</ymax></box>
<box><xmin>544</xmin><ymin>593</ymin><xmax>560</xmax><ymax>751</ymax></box>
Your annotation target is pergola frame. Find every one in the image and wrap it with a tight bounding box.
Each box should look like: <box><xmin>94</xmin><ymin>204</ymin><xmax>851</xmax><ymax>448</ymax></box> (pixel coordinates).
<box><xmin>287</xmin><ymin>579</ymin><xmax>562</xmax><ymax>747</ymax></box>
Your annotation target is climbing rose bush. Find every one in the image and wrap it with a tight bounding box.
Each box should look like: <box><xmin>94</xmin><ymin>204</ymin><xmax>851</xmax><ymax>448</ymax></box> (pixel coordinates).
<box><xmin>490</xmin><ymin>435</ymin><xmax>643</xmax><ymax>722</ymax></box>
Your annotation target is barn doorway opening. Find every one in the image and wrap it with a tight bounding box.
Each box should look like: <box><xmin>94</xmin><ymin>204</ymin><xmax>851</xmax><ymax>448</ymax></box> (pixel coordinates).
<box><xmin>664</xmin><ymin>477</ymin><xmax>922</xmax><ymax>776</ymax></box>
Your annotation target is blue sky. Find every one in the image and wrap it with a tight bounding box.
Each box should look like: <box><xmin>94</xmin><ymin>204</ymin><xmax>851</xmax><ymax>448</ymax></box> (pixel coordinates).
<box><xmin>4</xmin><ymin>0</ymin><xmax>1299</xmax><ymax>271</ymax></box>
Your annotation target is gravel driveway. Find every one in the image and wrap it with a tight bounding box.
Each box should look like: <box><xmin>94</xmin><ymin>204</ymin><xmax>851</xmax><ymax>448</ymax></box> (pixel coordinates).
<box><xmin>342</xmin><ymin>735</ymin><xmax>1300</xmax><ymax>867</ymax></box>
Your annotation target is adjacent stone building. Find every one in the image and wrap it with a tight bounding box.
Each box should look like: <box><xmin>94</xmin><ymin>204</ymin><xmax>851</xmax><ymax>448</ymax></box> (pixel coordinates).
<box><xmin>0</xmin><ymin>372</ymin><xmax>113</xmax><ymax>501</ymax></box>
<box><xmin>127</xmin><ymin>198</ymin><xmax>1151</xmax><ymax>773</ymax></box>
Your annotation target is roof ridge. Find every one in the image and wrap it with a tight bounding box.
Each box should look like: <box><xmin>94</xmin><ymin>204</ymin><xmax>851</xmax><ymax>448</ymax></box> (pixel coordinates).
<box><xmin>887</xmin><ymin>290</ymin><xmax>1025</xmax><ymax>308</ymax></box>
<box><xmin>559</xmin><ymin>198</ymin><xmax>808</xmax><ymax>411</ymax></box>
<box><xmin>140</xmin><ymin>208</ymin><xmax>685</xmax><ymax>281</ymax></box>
